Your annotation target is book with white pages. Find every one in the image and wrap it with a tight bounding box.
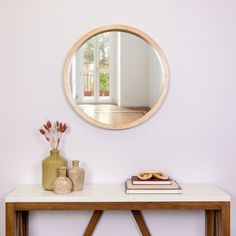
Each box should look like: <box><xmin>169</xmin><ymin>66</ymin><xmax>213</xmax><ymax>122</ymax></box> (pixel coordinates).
<box><xmin>125</xmin><ymin>179</ymin><xmax>182</xmax><ymax>194</ymax></box>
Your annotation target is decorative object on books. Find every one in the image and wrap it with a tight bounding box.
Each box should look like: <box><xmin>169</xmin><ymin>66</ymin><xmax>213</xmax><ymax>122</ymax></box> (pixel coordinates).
<box><xmin>125</xmin><ymin>179</ymin><xmax>182</xmax><ymax>194</ymax></box>
<box><xmin>137</xmin><ymin>172</ymin><xmax>152</xmax><ymax>180</ymax></box>
<box><xmin>53</xmin><ymin>166</ymin><xmax>72</xmax><ymax>194</ymax></box>
<box><xmin>137</xmin><ymin>170</ymin><xmax>169</xmax><ymax>181</ymax></box>
<box><xmin>39</xmin><ymin>120</ymin><xmax>68</xmax><ymax>190</ymax></box>
<box><xmin>68</xmin><ymin>160</ymin><xmax>85</xmax><ymax>191</ymax></box>
<box><xmin>131</xmin><ymin>176</ymin><xmax>172</xmax><ymax>185</ymax></box>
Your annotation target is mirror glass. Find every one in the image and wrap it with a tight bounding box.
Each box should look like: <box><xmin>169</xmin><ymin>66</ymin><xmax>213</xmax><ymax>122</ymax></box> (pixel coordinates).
<box><xmin>64</xmin><ymin>26</ymin><xmax>169</xmax><ymax>129</ymax></box>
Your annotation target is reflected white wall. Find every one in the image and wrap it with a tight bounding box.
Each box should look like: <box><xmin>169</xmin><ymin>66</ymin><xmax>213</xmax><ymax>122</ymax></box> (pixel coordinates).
<box><xmin>148</xmin><ymin>46</ymin><xmax>163</xmax><ymax>107</ymax></box>
<box><xmin>119</xmin><ymin>32</ymin><xmax>149</xmax><ymax>107</ymax></box>
<box><xmin>70</xmin><ymin>32</ymin><xmax>163</xmax><ymax>108</ymax></box>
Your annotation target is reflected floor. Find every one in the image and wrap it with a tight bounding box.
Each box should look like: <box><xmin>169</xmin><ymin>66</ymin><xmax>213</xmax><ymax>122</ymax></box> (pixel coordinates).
<box><xmin>79</xmin><ymin>104</ymin><xmax>150</xmax><ymax>125</ymax></box>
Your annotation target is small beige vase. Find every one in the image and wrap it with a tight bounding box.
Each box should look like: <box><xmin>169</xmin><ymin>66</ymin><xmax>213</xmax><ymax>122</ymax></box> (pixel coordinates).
<box><xmin>42</xmin><ymin>149</ymin><xmax>67</xmax><ymax>191</ymax></box>
<box><xmin>68</xmin><ymin>160</ymin><xmax>85</xmax><ymax>191</ymax></box>
<box><xmin>53</xmin><ymin>166</ymin><xmax>72</xmax><ymax>194</ymax></box>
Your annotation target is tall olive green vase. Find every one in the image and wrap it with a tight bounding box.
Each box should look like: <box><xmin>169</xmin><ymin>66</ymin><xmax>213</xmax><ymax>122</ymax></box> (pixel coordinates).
<box><xmin>42</xmin><ymin>149</ymin><xmax>67</xmax><ymax>190</ymax></box>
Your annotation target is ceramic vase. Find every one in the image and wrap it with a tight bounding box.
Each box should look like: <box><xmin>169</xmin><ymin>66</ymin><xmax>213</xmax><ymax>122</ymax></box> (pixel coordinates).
<box><xmin>42</xmin><ymin>149</ymin><xmax>67</xmax><ymax>190</ymax></box>
<box><xmin>68</xmin><ymin>160</ymin><xmax>85</xmax><ymax>191</ymax></box>
<box><xmin>53</xmin><ymin>166</ymin><xmax>72</xmax><ymax>194</ymax></box>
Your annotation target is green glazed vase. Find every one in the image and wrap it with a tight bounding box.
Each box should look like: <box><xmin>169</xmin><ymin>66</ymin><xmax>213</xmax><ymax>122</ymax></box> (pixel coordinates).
<box><xmin>42</xmin><ymin>149</ymin><xmax>67</xmax><ymax>191</ymax></box>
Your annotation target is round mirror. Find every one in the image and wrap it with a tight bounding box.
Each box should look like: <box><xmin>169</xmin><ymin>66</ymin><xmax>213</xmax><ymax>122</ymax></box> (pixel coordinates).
<box><xmin>64</xmin><ymin>25</ymin><xmax>169</xmax><ymax>129</ymax></box>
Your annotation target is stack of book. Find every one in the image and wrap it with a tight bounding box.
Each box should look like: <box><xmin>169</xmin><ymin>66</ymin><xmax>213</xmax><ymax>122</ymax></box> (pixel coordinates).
<box><xmin>125</xmin><ymin>176</ymin><xmax>182</xmax><ymax>194</ymax></box>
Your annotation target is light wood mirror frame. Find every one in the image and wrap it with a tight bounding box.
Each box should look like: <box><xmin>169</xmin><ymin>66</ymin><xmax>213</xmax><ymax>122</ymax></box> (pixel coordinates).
<box><xmin>63</xmin><ymin>25</ymin><xmax>169</xmax><ymax>130</ymax></box>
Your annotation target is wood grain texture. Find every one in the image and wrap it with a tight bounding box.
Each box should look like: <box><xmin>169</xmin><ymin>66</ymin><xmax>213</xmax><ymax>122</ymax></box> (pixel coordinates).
<box><xmin>205</xmin><ymin>210</ymin><xmax>214</xmax><ymax>236</ymax></box>
<box><xmin>84</xmin><ymin>210</ymin><xmax>103</xmax><ymax>236</ymax></box>
<box><xmin>16</xmin><ymin>211</ymin><xmax>29</xmax><ymax>236</ymax></box>
<box><xmin>6</xmin><ymin>203</ymin><xmax>15</xmax><ymax>236</ymax></box>
<box><xmin>215</xmin><ymin>210</ymin><xmax>221</xmax><ymax>236</ymax></box>
<box><xmin>221</xmin><ymin>202</ymin><xmax>230</xmax><ymax>236</ymax></box>
<box><xmin>131</xmin><ymin>210</ymin><xmax>151</xmax><ymax>236</ymax></box>
<box><xmin>6</xmin><ymin>201</ymin><xmax>230</xmax><ymax>236</ymax></box>
<box><xmin>13</xmin><ymin>201</ymin><xmax>227</xmax><ymax>211</ymax></box>
<box><xmin>205</xmin><ymin>205</ymin><xmax>230</xmax><ymax>236</ymax></box>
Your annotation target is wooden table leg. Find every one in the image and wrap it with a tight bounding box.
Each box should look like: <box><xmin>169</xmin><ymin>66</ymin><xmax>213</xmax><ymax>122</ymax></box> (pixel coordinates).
<box><xmin>84</xmin><ymin>210</ymin><xmax>103</xmax><ymax>236</ymax></box>
<box><xmin>215</xmin><ymin>210</ymin><xmax>222</xmax><ymax>236</ymax></box>
<box><xmin>16</xmin><ymin>211</ymin><xmax>29</xmax><ymax>236</ymax></box>
<box><xmin>221</xmin><ymin>202</ymin><xmax>230</xmax><ymax>236</ymax></box>
<box><xmin>6</xmin><ymin>203</ymin><xmax>15</xmax><ymax>236</ymax></box>
<box><xmin>131</xmin><ymin>210</ymin><xmax>151</xmax><ymax>236</ymax></box>
<box><xmin>205</xmin><ymin>210</ymin><xmax>215</xmax><ymax>236</ymax></box>
<box><xmin>206</xmin><ymin>203</ymin><xmax>230</xmax><ymax>236</ymax></box>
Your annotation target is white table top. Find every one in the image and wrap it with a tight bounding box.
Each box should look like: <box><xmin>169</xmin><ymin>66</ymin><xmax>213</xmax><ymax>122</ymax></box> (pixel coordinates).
<box><xmin>5</xmin><ymin>183</ymin><xmax>230</xmax><ymax>203</ymax></box>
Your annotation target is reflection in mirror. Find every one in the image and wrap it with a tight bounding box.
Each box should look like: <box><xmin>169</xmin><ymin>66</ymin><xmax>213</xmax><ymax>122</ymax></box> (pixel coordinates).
<box><xmin>69</xmin><ymin>31</ymin><xmax>165</xmax><ymax>127</ymax></box>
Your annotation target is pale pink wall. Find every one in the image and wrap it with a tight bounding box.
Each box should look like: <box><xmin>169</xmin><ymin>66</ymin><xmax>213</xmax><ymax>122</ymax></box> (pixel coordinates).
<box><xmin>0</xmin><ymin>0</ymin><xmax>236</xmax><ymax>235</ymax></box>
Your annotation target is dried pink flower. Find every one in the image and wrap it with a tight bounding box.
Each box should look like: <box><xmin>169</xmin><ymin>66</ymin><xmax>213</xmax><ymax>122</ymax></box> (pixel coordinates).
<box><xmin>39</xmin><ymin>129</ymin><xmax>46</xmax><ymax>135</ymax></box>
<box><xmin>46</xmin><ymin>121</ymin><xmax>52</xmax><ymax>129</ymax></box>
<box><xmin>39</xmin><ymin>120</ymin><xmax>68</xmax><ymax>150</ymax></box>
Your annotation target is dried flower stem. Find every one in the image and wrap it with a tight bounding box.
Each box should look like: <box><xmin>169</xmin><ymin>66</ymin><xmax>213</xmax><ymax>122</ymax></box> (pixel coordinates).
<box><xmin>39</xmin><ymin>120</ymin><xmax>68</xmax><ymax>150</ymax></box>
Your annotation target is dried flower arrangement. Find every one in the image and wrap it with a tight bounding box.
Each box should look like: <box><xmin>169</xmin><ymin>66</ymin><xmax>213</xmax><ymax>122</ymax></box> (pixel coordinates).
<box><xmin>39</xmin><ymin>121</ymin><xmax>68</xmax><ymax>150</ymax></box>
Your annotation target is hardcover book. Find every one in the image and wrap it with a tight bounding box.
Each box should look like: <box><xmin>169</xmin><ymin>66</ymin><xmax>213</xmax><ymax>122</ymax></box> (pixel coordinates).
<box><xmin>125</xmin><ymin>180</ymin><xmax>182</xmax><ymax>194</ymax></box>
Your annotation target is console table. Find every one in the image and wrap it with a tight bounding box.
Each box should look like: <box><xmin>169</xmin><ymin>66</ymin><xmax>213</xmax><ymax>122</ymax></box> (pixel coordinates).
<box><xmin>5</xmin><ymin>183</ymin><xmax>230</xmax><ymax>236</ymax></box>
